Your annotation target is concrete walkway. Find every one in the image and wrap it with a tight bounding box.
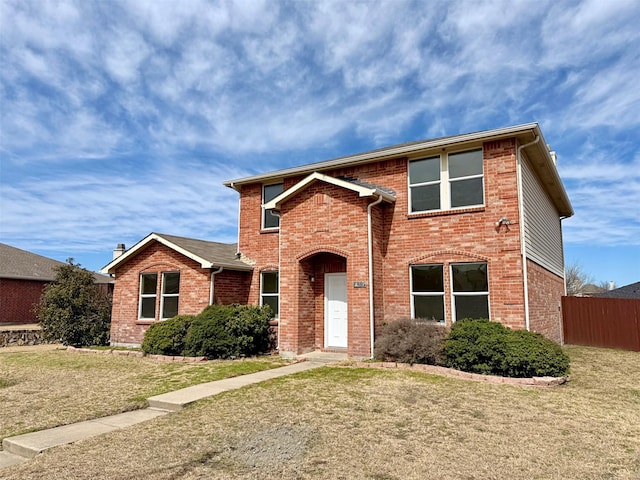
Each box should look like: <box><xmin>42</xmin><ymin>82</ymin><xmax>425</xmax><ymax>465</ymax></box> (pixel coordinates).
<box><xmin>0</xmin><ymin>352</ymin><xmax>346</xmax><ymax>469</ymax></box>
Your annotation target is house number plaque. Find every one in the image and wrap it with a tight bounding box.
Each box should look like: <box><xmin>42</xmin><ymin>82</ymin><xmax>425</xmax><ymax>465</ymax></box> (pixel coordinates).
<box><xmin>353</xmin><ymin>281</ymin><xmax>367</xmax><ymax>288</ymax></box>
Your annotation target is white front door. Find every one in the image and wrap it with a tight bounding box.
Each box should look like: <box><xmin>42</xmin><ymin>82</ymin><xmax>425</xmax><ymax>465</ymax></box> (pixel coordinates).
<box><xmin>325</xmin><ymin>273</ymin><xmax>348</xmax><ymax>348</ymax></box>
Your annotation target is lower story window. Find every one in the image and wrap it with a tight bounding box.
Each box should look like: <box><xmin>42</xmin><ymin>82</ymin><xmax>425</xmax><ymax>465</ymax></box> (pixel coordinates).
<box><xmin>410</xmin><ymin>261</ymin><xmax>489</xmax><ymax>323</ymax></box>
<box><xmin>261</xmin><ymin>271</ymin><xmax>279</xmax><ymax>317</ymax></box>
<box><xmin>451</xmin><ymin>262</ymin><xmax>489</xmax><ymax>321</ymax></box>
<box><xmin>410</xmin><ymin>264</ymin><xmax>445</xmax><ymax>322</ymax></box>
<box><xmin>139</xmin><ymin>271</ymin><xmax>180</xmax><ymax>320</ymax></box>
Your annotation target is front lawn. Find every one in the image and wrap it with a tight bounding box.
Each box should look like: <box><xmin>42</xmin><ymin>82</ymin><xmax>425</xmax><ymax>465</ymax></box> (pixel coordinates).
<box><xmin>0</xmin><ymin>346</ymin><xmax>287</xmax><ymax>442</ymax></box>
<box><xmin>3</xmin><ymin>345</ymin><xmax>640</xmax><ymax>479</ymax></box>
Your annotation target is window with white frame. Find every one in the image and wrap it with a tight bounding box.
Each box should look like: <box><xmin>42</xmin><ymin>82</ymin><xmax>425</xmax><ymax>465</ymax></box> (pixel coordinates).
<box><xmin>160</xmin><ymin>272</ymin><xmax>180</xmax><ymax>319</ymax></box>
<box><xmin>139</xmin><ymin>273</ymin><xmax>158</xmax><ymax>319</ymax></box>
<box><xmin>409</xmin><ymin>148</ymin><xmax>484</xmax><ymax>213</ymax></box>
<box><xmin>410</xmin><ymin>264</ymin><xmax>445</xmax><ymax>323</ymax></box>
<box><xmin>451</xmin><ymin>262</ymin><xmax>489</xmax><ymax>321</ymax></box>
<box><xmin>260</xmin><ymin>271</ymin><xmax>279</xmax><ymax>317</ymax></box>
<box><xmin>263</xmin><ymin>183</ymin><xmax>284</xmax><ymax>229</ymax></box>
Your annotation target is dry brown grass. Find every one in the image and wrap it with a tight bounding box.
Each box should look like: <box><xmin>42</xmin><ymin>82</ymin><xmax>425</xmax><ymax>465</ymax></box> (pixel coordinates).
<box><xmin>0</xmin><ymin>346</ymin><xmax>287</xmax><ymax>442</ymax></box>
<box><xmin>3</xmin><ymin>345</ymin><xmax>640</xmax><ymax>479</ymax></box>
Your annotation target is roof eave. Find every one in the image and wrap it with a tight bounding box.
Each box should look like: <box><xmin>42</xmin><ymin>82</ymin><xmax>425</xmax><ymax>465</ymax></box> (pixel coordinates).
<box><xmin>224</xmin><ymin>123</ymin><xmax>542</xmax><ymax>188</ymax></box>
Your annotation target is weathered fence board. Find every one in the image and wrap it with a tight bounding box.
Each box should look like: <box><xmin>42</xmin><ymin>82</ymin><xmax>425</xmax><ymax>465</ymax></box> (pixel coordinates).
<box><xmin>562</xmin><ymin>296</ymin><xmax>640</xmax><ymax>351</ymax></box>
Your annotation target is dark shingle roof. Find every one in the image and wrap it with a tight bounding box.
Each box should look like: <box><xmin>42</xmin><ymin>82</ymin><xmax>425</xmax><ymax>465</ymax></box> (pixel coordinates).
<box><xmin>0</xmin><ymin>243</ymin><xmax>112</xmax><ymax>283</ymax></box>
<box><xmin>154</xmin><ymin>233</ymin><xmax>252</xmax><ymax>271</ymax></box>
<box><xmin>596</xmin><ymin>282</ymin><xmax>640</xmax><ymax>299</ymax></box>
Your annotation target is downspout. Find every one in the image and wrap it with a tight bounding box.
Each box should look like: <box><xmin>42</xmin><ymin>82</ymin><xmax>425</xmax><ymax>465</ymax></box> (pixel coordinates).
<box><xmin>367</xmin><ymin>194</ymin><xmax>384</xmax><ymax>358</ymax></box>
<box><xmin>209</xmin><ymin>267</ymin><xmax>223</xmax><ymax>305</ymax></box>
<box><xmin>516</xmin><ymin>135</ymin><xmax>540</xmax><ymax>331</ymax></box>
<box><xmin>271</xmin><ymin>210</ymin><xmax>282</xmax><ymax>351</ymax></box>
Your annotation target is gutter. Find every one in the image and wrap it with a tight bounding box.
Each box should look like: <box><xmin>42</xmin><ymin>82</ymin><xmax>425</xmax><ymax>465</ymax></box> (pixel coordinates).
<box><xmin>516</xmin><ymin>135</ymin><xmax>540</xmax><ymax>331</ymax></box>
<box><xmin>367</xmin><ymin>195</ymin><xmax>384</xmax><ymax>358</ymax></box>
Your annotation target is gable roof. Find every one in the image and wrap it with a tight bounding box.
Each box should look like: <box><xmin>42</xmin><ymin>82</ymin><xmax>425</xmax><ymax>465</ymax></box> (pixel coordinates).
<box><xmin>224</xmin><ymin>123</ymin><xmax>573</xmax><ymax>218</ymax></box>
<box><xmin>100</xmin><ymin>233</ymin><xmax>253</xmax><ymax>274</ymax></box>
<box><xmin>263</xmin><ymin>172</ymin><xmax>396</xmax><ymax>210</ymax></box>
<box><xmin>0</xmin><ymin>243</ymin><xmax>112</xmax><ymax>283</ymax></box>
<box><xmin>596</xmin><ymin>281</ymin><xmax>640</xmax><ymax>299</ymax></box>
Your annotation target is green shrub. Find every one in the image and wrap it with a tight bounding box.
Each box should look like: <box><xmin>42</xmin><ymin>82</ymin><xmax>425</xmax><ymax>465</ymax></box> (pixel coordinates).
<box><xmin>444</xmin><ymin>318</ymin><xmax>509</xmax><ymax>375</ymax></box>
<box><xmin>444</xmin><ymin>318</ymin><xmax>570</xmax><ymax>377</ymax></box>
<box><xmin>37</xmin><ymin>260</ymin><xmax>112</xmax><ymax>347</ymax></box>
<box><xmin>502</xmin><ymin>330</ymin><xmax>570</xmax><ymax>378</ymax></box>
<box><xmin>184</xmin><ymin>304</ymin><xmax>272</xmax><ymax>359</ymax></box>
<box><xmin>374</xmin><ymin>318</ymin><xmax>450</xmax><ymax>365</ymax></box>
<box><xmin>141</xmin><ymin>315</ymin><xmax>195</xmax><ymax>356</ymax></box>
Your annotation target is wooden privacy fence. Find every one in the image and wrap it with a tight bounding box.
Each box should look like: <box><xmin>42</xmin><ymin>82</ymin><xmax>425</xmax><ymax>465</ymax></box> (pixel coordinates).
<box><xmin>562</xmin><ymin>296</ymin><xmax>640</xmax><ymax>352</ymax></box>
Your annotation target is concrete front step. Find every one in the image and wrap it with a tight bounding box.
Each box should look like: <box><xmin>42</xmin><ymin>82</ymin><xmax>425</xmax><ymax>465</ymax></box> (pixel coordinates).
<box><xmin>0</xmin><ymin>451</ymin><xmax>27</xmax><ymax>468</ymax></box>
<box><xmin>2</xmin><ymin>409</ymin><xmax>168</xmax><ymax>459</ymax></box>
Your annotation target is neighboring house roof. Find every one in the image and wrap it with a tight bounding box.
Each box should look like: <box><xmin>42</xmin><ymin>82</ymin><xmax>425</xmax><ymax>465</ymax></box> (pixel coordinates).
<box><xmin>263</xmin><ymin>172</ymin><xmax>396</xmax><ymax>210</ymax></box>
<box><xmin>224</xmin><ymin>122</ymin><xmax>573</xmax><ymax>218</ymax></box>
<box><xmin>100</xmin><ymin>233</ymin><xmax>254</xmax><ymax>274</ymax></box>
<box><xmin>596</xmin><ymin>282</ymin><xmax>640</xmax><ymax>299</ymax></box>
<box><xmin>0</xmin><ymin>243</ymin><xmax>112</xmax><ymax>283</ymax></box>
<box><xmin>579</xmin><ymin>284</ymin><xmax>607</xmax><ymax>296</ymax></box>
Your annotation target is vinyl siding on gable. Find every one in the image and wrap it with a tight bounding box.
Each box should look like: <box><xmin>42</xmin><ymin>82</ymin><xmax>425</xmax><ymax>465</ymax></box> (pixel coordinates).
<box><xmin>521</xmin><ymin>153</ymin><xmax>565</xmax><ymax>277</ymax></box>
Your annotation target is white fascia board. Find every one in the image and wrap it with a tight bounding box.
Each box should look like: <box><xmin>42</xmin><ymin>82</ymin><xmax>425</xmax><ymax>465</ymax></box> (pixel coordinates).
<box><xmin>263</xmin><ymin>172</ymin><xmax>394</xmax><ymax>210</ymax></box>
<box><xmin>225</xmin><ymin>123</ymin><xmax>541</xmax><ymax>188</ymax></box>
<box><xmin>100</xmin><ymin>233</ymin><xmax>213</xmax><ymax>274</ymax></box>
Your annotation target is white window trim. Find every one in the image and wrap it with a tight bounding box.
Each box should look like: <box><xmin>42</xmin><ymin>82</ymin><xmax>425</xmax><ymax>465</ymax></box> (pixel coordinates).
<box><xmin>138</xmin><ymin>273</ymin><xmax>157</xmax><ymax>320</ymax></box>
<box><xmin>262</xmin><ymin>183</ymin><xmax>284</xmax><ymax>230</ymax></box>
<box><xmin>160</xmin><ymin>271</ymin><xmax>180</xmax><ymax>320</ymax></box>
<box><xmin>260</xmin><ymin>271</ymin><xmax>279</xmax><ymax>318</ymax></box>
<box><xmin>409</xmin><ymin>264</ymin><xmax>445</xmax><ymax>323</ymax></box>
<box><xmin>408</xmin><ymin>148</ymin><xmax>485</xmax><ymax>214</ymax></box>
<box><xmin>450</xmin><ymin>262</ymin><xmax>490</xmax><ymax>322</ymax></box>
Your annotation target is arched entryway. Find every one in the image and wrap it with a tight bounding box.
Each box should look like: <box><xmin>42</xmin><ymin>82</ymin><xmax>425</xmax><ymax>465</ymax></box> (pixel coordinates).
<box><xmin>297</xmin><ymin>252</ymin><xmax>348</xmax><ymax>352</ymax></box>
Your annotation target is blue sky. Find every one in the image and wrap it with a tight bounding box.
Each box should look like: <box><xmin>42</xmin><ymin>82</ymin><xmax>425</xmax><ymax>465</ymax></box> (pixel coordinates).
<box><xmin>1</xmin><ymin>0</ymin><xmax>639</xmax><ymax>287</ymax></box>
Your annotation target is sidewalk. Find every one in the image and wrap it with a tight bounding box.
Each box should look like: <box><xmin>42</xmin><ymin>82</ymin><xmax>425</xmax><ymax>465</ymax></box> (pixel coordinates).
<box><xmin>0</xmin><ymin>352</ymin><xmax>346</xmax><ymax>469</ymax></box>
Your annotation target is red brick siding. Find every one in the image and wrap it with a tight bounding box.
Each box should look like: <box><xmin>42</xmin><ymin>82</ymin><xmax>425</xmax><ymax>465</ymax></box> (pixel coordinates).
<box><xmin>236</xmin><ymin>137</ymin><xmax>562</xmax><ymax>355</ymax></box>
<box><xmin>527</xmin><ymin>259</ymin><xmax>564</xmax><ymax>343</ymax></box>
<box><xmin>0</xmin><ymin>278</ymin><xmax>47</xmax><ymax>324</ymax></box>
<box><xmin>109</xmin><ymin>242</ymin><xmax>248</xmax><ymax>346</ymax></box>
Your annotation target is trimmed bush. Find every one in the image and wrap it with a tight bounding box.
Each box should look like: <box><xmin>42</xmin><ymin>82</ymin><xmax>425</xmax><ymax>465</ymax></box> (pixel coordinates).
<box><xmin>443</xmin><ymin>318</ymin><xmax>509</xmax><ymax>375</ymax></box>
<box><xmin>141</xmin><ymin>315</ymin><xmax>195</xmax><ymax>356</ymax></box>
<box><xmin>444</xmin><ymin>318</ymin><xmax>570</xmax><ymax>378</ymax></box>
<box><xmin>374</xmin><ymin>318</ymin><xmax>450</xmax><ymax>365</ymax></box>
<box><xmin>502</xmin><ymin>329</ymin><xmax>570</xmax><ymax>378</ymax></box>
<box><xmin>183</xmin><ymin>304</ymin><xmax>272</xmax><ymax>359</ymax></box>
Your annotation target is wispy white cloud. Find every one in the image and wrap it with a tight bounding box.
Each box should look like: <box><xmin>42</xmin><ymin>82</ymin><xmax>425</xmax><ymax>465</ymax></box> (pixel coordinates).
<box><xmin>1</xmin><ymin>0</ymin><xmax>639</xmax><ymax>272</ymax></box>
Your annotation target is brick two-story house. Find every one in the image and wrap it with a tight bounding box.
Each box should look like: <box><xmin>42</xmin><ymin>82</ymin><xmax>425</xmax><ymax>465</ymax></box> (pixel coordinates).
<box><xmin>103</xmin><ymin>123</ymin><xmax>573</xmax><ymax>357</ymax></box>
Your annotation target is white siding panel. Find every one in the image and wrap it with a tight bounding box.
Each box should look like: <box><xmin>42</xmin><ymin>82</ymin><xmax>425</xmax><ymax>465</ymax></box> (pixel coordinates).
<box><xmin>522</xmin><ymin>155</ymin><xmax>565</xmax><ymax>276</ymax></box>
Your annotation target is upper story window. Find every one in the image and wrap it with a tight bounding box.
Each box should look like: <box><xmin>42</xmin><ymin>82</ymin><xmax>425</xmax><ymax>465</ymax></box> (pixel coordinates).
<box><xmin>263</xmin><ymin>182</ymin><xmax>284</xmax><ymax>229</ymax></box>
<box><xmin>409</xmin><ymin>149</ymin><xmax>484</xmax><ymax>213</ymax></box>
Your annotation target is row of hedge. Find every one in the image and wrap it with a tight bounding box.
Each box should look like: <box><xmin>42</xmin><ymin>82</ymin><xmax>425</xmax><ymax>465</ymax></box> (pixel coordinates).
<box><xmin>141</xmin><ymin>304</ymin><xmax>273</xmax><ymax>359</ymax></box>
<box><xmin>374</xmin><ymin>318</ymin><xmax>569</xmax><ymax>378</ymax></box>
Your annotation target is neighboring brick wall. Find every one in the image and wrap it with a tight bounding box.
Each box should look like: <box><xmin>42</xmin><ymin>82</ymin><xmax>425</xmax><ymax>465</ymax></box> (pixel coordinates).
<box><xmin>0</xmin><ymin>278</ymin><xmax>47</xmax><ymax>324</ymax></box>
<box><xmin>109</xmin><ymin>242</ymin><xmax>249</xmax><ymax>347</ymax></box>
<box><xmin>527</xmin><ymin>259</ymin><xmax>564</xmax><ymax>343</ymax></box>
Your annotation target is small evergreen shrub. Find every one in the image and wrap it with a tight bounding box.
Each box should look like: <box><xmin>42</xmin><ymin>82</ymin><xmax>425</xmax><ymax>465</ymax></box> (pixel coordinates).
<box><xmin>502</xmin><ymin>329</ymin><xmax>570</xmax><ymax>378</ymax></box>
<box><xmin>374</xmin><ymin>318</ymin><xmax>450</xmax><ymax>365</ymax></box>
<box><xmin>443</xmin><ymin>318</ymin><xmax>509</xmax><ymax>375</ymax></box>
<box><xmin>444</xmin><ymin>318</ymin><xmax>570</xmax><ymax>378</ymax></box>
<box><xmin>183</xmin><ymin>304</ymin><xmax>272</xmax><ymax>359</ymax></box>
<box><xmin>37</xmin><ymin>260</ymin><xmax>112</xmax><ymax>347</ymax></box>
<box><xmin>141</xmin><ymin>315</ymin><xmax>195</xmax><ymax>356</ymax></box>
